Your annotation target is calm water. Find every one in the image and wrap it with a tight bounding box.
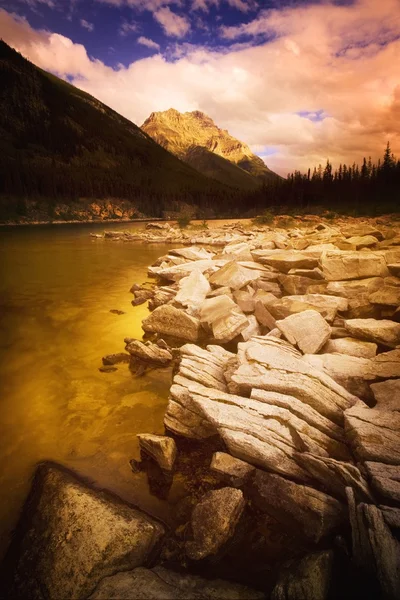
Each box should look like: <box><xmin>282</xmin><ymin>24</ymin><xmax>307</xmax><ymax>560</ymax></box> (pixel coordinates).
<box><xmin>0</xmin><ymin>222</ymin><xmax>174</xmax><ymax>557</ymax></box>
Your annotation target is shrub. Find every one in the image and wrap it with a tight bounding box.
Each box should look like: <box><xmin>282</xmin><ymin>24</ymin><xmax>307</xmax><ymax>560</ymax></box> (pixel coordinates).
<box><xmin>252</xmin><ymin>209</ymin><xmax>275</xmax><ymax>225</ymax></box>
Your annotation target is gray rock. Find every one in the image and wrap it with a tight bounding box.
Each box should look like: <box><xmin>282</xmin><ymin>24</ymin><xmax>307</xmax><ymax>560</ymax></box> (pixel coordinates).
<box><xmin>370</xmin><ymin>379</ymin><xmax>400</xmax><ymax>411</ymax></box>
<box><xmin>137</xmin><ymin>434</ymin><xmax>177</xmax><ymax>471</ymax></box>
<box><xmin>210</xmin><ymin>452</ymin><xmax>255</xmax><ymax>487</ymax></box>
<box><xmin>185</xmin><ymin>488</ymin><xmax>245</xmax><ymax>560</ymax></box>
<box><xmin>142</xmin><ymin>305</ymin><xmax>201</xmax><ymax>342</ymax></box>
<box><xmin>271</xmin><ymin>551</ymin><xmax>334</xmax><ymax>600</ymax></box>
<box><xmin>90</xmin><ymin>566</ymin><xmax>265</xmax><ymax>600</ymax></box>
<box><xmin>6</xmin><ymin>464</ymin><xmax>165</xmax><ymax>600</ymax></box>
<box><xmin>250</xmin><ymin>470</ymin><xmax>346</xmax><ymax>544</ymax></box>
<box><xmin>345</xmin><ymin>318</ymin><xmax>400</xmax><ymax>348</ymax></box>
<box><xmin>276</xmin><ymin>309</ymin><xmax>331</xmax><ymax>354</ymax></box>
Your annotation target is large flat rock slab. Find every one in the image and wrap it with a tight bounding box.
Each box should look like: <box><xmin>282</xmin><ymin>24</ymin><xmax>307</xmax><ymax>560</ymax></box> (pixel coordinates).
<box><xmin>3</xmin><ymin>464</ymin><xmax>165</xmax><ymax>600</ymax></box>
<box><xmin>320</xmin><ymin>251</ymin><xmax>389</xmax><ymax>281</ymax></box>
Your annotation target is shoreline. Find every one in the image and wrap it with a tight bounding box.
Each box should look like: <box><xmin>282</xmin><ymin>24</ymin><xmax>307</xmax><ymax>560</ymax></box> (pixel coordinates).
<box><xmin>3</xmin><ymin>216</ymin><xmax>400</xmax><ymax>599</ymax></box>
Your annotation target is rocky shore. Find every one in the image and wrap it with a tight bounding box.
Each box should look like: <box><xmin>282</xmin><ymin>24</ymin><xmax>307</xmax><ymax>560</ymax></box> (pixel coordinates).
<box><xmin>2</xmin><ymin>216</ymin><xmax>400</xmax><ymax>599</ymax></box>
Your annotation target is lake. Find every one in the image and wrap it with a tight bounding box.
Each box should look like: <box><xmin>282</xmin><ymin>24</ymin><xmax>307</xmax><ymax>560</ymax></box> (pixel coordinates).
<box><xmin>0</xmin><ymin>222</ymin><xmax>174</xmax><ymax>558</ymax></box>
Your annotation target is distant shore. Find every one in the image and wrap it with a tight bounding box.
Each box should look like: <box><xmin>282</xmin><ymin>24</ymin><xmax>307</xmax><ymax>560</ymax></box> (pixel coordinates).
<box><xmin>0</xmin><ymin>217</ymin><xmax>165</xmax><ymax>227</ymax></box>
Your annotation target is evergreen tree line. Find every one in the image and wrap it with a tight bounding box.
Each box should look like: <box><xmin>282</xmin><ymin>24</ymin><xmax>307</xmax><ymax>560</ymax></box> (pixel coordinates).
<box><xmin>248</xmin><ymin>143</ymin><xmax>400</xmax><ymax>215</ymax></box>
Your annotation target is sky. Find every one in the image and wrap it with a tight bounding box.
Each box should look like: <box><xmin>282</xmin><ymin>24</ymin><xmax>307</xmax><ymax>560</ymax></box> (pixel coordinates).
<box><xmin>0</xmin><ymin>0</ymin><xmax>399</xmax><ymax>175</ymax></box>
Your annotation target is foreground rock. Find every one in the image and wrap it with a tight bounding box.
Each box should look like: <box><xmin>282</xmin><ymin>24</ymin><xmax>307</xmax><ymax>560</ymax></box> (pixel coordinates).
<box><xmin>347</xmin><ymin>488</ymin><xmax>400</xmax><ymax>600</ymax></box>
<box><xmin>271</xmin><ymin>551</ymin><xmax>334</xmax><ymax>600</ymax></box>
<box><xmin>90</xmin><ymin>566</ymin><xmax>265</xmax><ymax>600</ymax></box>
<box><xmin>345</xmin><ymin>405</ymin><xmax>400</xmax><ymax>464</ymax></box>
<box><xmin>185</xmin><ymin>487</ymin><xmax>245</xmax><ymax>560</ymax></box>
<box><xmin>250</xmin><ymin>470</ymin><xmax>346</xmax><ymax>544</ymax></box>
<box><xmin>3</xmin><ymin>464</ymin><xmax>165</xmax><ymax>600</ymax></box>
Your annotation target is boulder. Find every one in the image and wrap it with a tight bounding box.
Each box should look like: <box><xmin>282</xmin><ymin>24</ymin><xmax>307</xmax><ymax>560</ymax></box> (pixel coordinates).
<box><xmin>345</xmin><ymin>405</ymin><xmax>400</xmax><ymax>465</ymax></box>
<box><xmin>271</xmin><ymin>551</ymin><xmax>334</xmax><ymax>600</ymax></box>
<box><xmin>270</xmin><ymin>294</ymin><xmax>347</xmax><ymax>323</ymax></box>
<box><xmin>185</xmin><ymin>488</ymin><xmax>245</xmax><ymax>560</ymax></box>
<box><xmin>170</xmin><ymin>246</ymin><xmax>214</xmax><ymax>261</ymax></box>
<box><xmin>365</xmin><ymin>462</ymin><xmax>400</xmax><ymax>504</ymax></box>
<box><xmin>137</xmin><ymin>434</ymin><xmax>177</xmax><ymax>471</ymax></box>
<box><xmin>213</xmin><ymin>311</ymin><xmax>249</xmax><ymax>343</ymax></box>
<box><xmin>175</xmin><ymin>270</ymin><xmax>211</xmax><ymax>313</ymax></box>
<box><xmin>370</xmin><ymin>379</ymin><xmax>400</xmax><ymax>411</ymax></box>
<box><xmin>200</xmin><ymin>295</ymin><xmax>236</xmax><ymax>326</ymax></box>
<box><xmin>369</xmin><ymin>286</ymin><xmax>400</xmax><ymax>307</ymax></box>
<box><xmin>345</xmin><ymin>235</ymin><xmax>379</xmax><ymax>249</ymax></box>
<box><xmin>149</xmin><ymin>259</ymin><xmax>215</xmax><ymax>282</ymax></box>
<box><xmin>4</xmin><ymin>464</ymin><xmax>165</xmax><ymax>600</ymax></box>
<box><xmin>126</xmin><ymin>340</ymin><xmax>173</xmax><ymax>364</ymax></box>
<box><xmin>320</xmin><ymin>251</ymin><xmax>389</xmax><ymax>281</ymax></box>
<box><xmin>142</xmin><ymin>305</ymin><xmax>200</xmax><ymax>342</ymax></box>
<box><xmin>326</xmin><ymin>277</ymin><xmax>383</xmax><ymax>318</ymax></box>
<box><xmin>320</xmin><ymin>337</ymin><xmax>377</xmax><ymax>359</ymax></box>
<box><xmin>240</xmin><ymin>314</ymin><xmax>261</xmax><ymax>341</ymax></box>
<box><xmin>276</xmin><ymin>310</ymin><xmax>331</xmax><ymax>354</ymax></box>
<box><xmin>90</xmin><ymin>566</ymin><xmax>264</xmax><ymax>600</ymax></box>
<box><xmin>250</xmin><ymin>470</ymin><xmax>346</xmax><ymax>544</ymax></box>
<box><xmin>233</xmin><ymin>290</ymin><xmax>255</xmax><ymax>313</ymax></box>
<box><xmin>210</xmin><ymin>452</ymin><xmax>255</xmax><ymax>487</ymax></box>
<box><xmin>346</xmin><ymin>488</ymin><xmax>400</xmax><ymax>600</ymax></box>
<box><xmin>344</xmin><ymin>318</ymin><xmax>400</xmax><ymax>348</ymax></box>
<box><xmin>388</xmin><ymin>264</ymin><xmax>400</xmax><ymax>277</ymax></box>
<box><xmin>208</xmin><ymin>261</ymin><xmax>261</xmax><ymax>290</ymax></box>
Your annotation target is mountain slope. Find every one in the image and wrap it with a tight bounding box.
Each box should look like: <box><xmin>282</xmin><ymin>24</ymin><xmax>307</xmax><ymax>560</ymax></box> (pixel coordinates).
<box><xmin>0</xmin><ymin>41</ymin><xmax>233</xmax><ymax>221</ymax></box>
<box><xmin>141</xmin><ymin>108</ymin><xmax>279</xmax><ymax>188</ymax></box>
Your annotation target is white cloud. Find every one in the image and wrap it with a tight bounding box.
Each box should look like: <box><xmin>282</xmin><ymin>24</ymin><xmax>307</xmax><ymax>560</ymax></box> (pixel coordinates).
<box><xmin>119</xmin><ymin>19</ymin><xmax>139</xmax><ymax>36</ymax></box>
<box><xmin>137</xmin><ymin>35</ymin><xmax>160</xmax><ymax>50</ymax></box>
<box><xmin>153</xmin><ymin>6</ymin><xmax>190</xmax><ymax>37</ymax></box>
<box><xmin>80</xmin><ymin>19</ymin><xmax>94</xmax><ymax>32</ymax></box>
<box><xmin>1</xmin><ymin>1</ymin><xmax>400</xmax><ymax>175</ymax></box>
<box><xmin>192</xmin><ymin>0</ymin><xmax>253</xmax><ymax>12</ymax></box>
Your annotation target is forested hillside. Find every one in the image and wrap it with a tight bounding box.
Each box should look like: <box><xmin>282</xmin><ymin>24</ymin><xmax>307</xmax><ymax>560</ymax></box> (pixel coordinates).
<box><xmin>0</xmin><ymin>41</ymin><xmax>238</xmax><ymax>222</ymax></box>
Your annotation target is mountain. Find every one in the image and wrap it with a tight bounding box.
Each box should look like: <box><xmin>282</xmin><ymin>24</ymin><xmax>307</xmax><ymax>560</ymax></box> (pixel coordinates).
<box><xmin>141</xmin><ymin>108</ymin><xmax>279</xmax><ymax>189</ymax></box>
<box><xmin>0</xmin><ymin>41</ymin><xmax>235</xmax><ymax>222</ymax></box>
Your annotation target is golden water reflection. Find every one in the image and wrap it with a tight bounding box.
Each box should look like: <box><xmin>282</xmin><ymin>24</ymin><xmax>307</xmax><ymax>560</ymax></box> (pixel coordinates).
<box><xmin>0</xmin><ymin>223</ymin><xmax>174</xmax><ymax>558</ymax></box>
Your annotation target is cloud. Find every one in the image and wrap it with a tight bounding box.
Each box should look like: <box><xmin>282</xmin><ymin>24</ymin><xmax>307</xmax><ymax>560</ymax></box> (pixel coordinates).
<box><xmin>80</xmin><ymin>18</ymin><xmax>94</xmax><ymax>32</ymax></box>
<box><xmin>137</xmin><ymin>35</ymin><xmax>160</xmax><ymax>50</ymax></box>
<box><xmin>192</xmin><ymin>0</ymin><xmax>254</xmax><ymax>12</ymax></box>
<box><xmin>1</xmin><ymin>1</ymin><xmax>400</xmax><ymax>176</ymax></box>
<box><xmin>153</xmin><ymin>6</ymin><xmax>190</xmax><ymax>37</ymax></box>
<box><xmin>119</xmin><ymin>19</ymin><xmax>139</xmax><ymax>36</ymax></box>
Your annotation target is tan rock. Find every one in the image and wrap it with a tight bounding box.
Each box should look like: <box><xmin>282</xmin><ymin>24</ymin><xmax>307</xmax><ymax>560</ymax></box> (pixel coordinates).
<box><xmin>345</xmin><ymin>318</ymin><xmax>400</xmax><ymax>348</ymax></box>
<box><xmin>142</xmin><ymin>305</ymin><xmax>200</xmax><ymax>342</ymax></box>
<box><xmin>320</xmin><ymin>251</ymin><xmax>389</xmax><ymax>281</ymax></box>
<box><xmin>276</xmin><ymin>309</ymin><xmax>331</xmax><ymax>354</ymax></box>
<box><xmin>137</xmin><ymin>434</ymin><xmax>177</xmax><ymax>471</ymax></box>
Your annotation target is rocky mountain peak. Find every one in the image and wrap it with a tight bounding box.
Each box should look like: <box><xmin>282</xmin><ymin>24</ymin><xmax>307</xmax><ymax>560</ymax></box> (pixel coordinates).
<box><xmin>141</xmin><ymin>108</ymin><xmax>278</xmax><ymax>186</ymax></box>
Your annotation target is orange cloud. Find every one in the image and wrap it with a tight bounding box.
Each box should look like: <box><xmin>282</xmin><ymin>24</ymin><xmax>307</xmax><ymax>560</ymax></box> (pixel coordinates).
<box><xmin>1</xmin><ymin>0</ymin><xmax>400</xmax><ymax>175</ymax></box>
